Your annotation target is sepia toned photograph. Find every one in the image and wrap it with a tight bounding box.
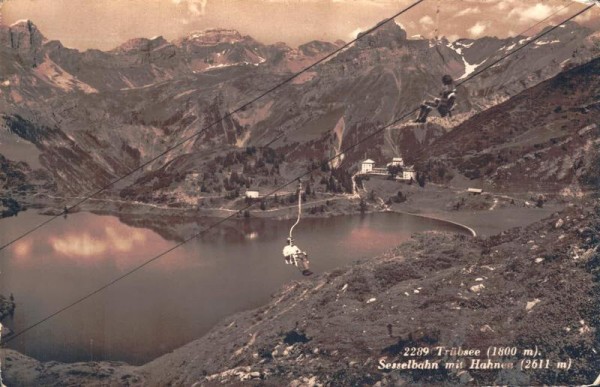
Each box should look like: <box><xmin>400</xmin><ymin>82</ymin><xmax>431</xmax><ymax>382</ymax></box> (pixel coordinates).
<box><xmin>0</xmin><ymin>0</ymin><xmax>599</xmax><ymax>385</ymax></box>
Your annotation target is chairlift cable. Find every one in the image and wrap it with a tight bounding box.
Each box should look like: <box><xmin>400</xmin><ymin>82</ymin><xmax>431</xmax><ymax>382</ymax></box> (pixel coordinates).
<box><xmin>434</xmin><ymin>0</ymin><xmax>440</xmax><ymax>40</ymax></box>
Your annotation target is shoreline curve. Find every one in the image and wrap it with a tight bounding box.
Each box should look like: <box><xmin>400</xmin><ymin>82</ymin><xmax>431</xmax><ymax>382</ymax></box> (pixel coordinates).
<box><xmin>390</xmin><ymin>209</ymin><xmax>477</xmax><ymax>237</ymax></box>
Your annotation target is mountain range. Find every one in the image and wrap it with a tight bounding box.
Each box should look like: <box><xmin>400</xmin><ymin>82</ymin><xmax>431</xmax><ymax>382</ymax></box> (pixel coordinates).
<box><xmin>0</xmin><ymin>19</ymin><xmax>599</xmax><ymax>206</ymax></box>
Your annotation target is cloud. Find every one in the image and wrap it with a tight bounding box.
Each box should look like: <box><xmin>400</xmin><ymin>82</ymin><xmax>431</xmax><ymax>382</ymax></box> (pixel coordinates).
<box><xmin>331</xmin><ymin>0</ymin><xmax>389</xmax><ymax>4</ymax></box>
<box><xmin>496</xmin><ymin>0</ymin><xmax>517</xmax><ymax>11</ymax></box>
<box><xmin>572</xmin><ymin>0</ymin><xmax>598</xmax><ymax>5</ymax></box>
<box><xmin>173</xmin><ymin>0</ymin><xmax>207</xmax><ymax>16</ymax></box>
<box><xmin>575</xmin><ymin>11</ymin><xmax>593</xmax><ymax>22</ymax></box>
<box><xmin>456</xmin><ymin>7</ymin><xmax>481</xmax><ymax>17</ymax></box>
<box><xmin>105</xmin><ymin>226</ymin><xmax>146</xmax><ymax>252</ymax></box>
<box><xmin>349</xmin><ymin>27</ymin><xmax>364</xmax><ymax>39</ymax></box>
<box><xmin>12</xmin><ymin>240</ymin><xmax>32</xmax><ymax>258</ymax></box>
<box><xmin>419</xmin><ymin>15</ymin><xmax>434</xmax><ymax>27</ymax></box>
<box><xmin>50</xmin><ymin>233</ymin><xmax>107</xmax><ymax>258</ymax></box>
<box><xmin>508</xmin><ymin>4</ymin><xmax>557</xmax><ymax>23</ymax></box>
<box><xmin>468</xmin><ymin>21</ymin><xmax>488</xmax><ymax>37</ymax></box>
<box><xmin>49</xmin><ymin>227</ymin><xmax>146</xmax><ymax>259</ymax></box>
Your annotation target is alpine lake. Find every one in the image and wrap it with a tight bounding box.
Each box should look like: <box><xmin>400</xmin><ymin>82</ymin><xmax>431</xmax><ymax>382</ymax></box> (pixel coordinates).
<box><xmin>0</xmin><ymin>210</ymin><xmax>469</xmax><ymax>364</ymax></box>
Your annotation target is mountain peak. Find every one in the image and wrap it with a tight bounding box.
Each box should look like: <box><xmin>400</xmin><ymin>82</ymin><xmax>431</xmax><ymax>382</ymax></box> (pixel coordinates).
<box><xmin>8</xmin><ymin>19</ymin><xmax>45</xmax><ymax>38</ymax></box>
<box><xmin>114</xmin><ymin>36</ymin><xmax>170</xmax><ymax>52</ymax></box>
<box><xmin>356</xmin><ymin>19</ymin><xmax>407</xmax><ymax>49</ymax></box>
<box><xmin>184</xmin><ymin>29</ymin><xmax>244</xmax><ymax>45</ymax></box>
<box><xmin>298</xmin><ymin>40</ymin><xmax>340</xmax><ymax>56</ymax></box>
<box><xmin>4</xmin><ymin>18</ymin><xmax>45</xmax><ymax>56</ymax></box>
<box><xmin>10</xmin><ymin>19</ymin><xmax>33</xmax><ymax>27</ymax></box>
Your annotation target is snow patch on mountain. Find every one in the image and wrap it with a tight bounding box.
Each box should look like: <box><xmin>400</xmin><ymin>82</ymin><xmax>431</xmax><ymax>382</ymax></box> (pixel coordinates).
<box><xmin>446</xmin><ymin>41</ymin><xmax>486</xmax><ymax>81</ymax></box>
<box><xmin>454</xmin><ymin>41</ymin><xmax>474</xmax><ymax>49</ymax></box>
<box><xmin>10</xmin><ymin>19</ymin><xmax>31</xmax><ymax>27</ymax></box>
<box><xmin>205</xmin><ymin>63</ymin><xmax>233</xmax><ymax>70</ymax></box>
<box><xmin>186</xmin><ymin>29</ymin><xmax>244</xmax><ymax>46</ymax></box>
<box><xmin>535</xmin><ymin>39</ymin><xmax>561</xmax><ymax>46</ymax></box>
<box><xmin>458</xmin><ymin>56</ymin><xmax>487</xmax><ymax>81</ymax></box>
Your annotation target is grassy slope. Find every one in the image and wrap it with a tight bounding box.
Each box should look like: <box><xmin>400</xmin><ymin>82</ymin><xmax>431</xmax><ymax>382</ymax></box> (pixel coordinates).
<box><xmin>420</xmin><ymin>57</ymin><xmax>600</xmax><ymax>191</ymax></box>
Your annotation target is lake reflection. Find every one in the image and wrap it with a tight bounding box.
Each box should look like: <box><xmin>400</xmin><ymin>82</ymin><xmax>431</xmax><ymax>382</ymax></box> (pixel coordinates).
<box><xmin>0</xmin><ymin>210</ymin><xmax>468</xmax><ymax>364</ymax></box>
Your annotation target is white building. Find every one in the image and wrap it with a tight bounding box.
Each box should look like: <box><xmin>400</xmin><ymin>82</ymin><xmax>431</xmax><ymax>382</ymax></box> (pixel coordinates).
<box><xmin>361</xmin><ymin>159</ymin><xmax>375</xmax><ymax>173</ymax></box>
<box><xmin>388</xmin><ymin>157</ymin><xmax>404</xmax><ymax>167</ymax></box>
<box><xmin>402</xmin><ymin>166</ymin><xmax>417</xmax><ymax>181</ymax></box>
<box><xmin>245</xmin><ymin>190</ymin><xmax>260</xmax><ymax>199</ymax></box>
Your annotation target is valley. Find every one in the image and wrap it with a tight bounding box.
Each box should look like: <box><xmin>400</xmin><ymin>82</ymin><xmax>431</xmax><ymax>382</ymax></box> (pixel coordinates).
<box><xmin>0</xmin><ymin>13</ymin><xmax>599</xmax><ymax>386</ymax></box>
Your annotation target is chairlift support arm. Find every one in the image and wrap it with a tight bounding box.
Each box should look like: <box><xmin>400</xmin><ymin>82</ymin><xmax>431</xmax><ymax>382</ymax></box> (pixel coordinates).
<box><xmin>289</xmin><ymin>182</ymin><xmax>302</xmax><ymax>240</ymax></box>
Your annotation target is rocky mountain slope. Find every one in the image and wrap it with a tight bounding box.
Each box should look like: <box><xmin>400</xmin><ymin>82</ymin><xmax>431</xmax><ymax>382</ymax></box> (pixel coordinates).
<box><xmin>3</xmin><ymin>201</ymin><xmax>599</xmax><ymax>386</ymax></box>
<box><xmin>418</xmin><ymin>56</ymin><xmax>600</xmax><ymax>193</ymax></box>
<box><xmin>0</xmin><ymin>151</ymin><xmax>54</xmax><ymax>217</ymax></box>
<box><xmin>0</xmin><ymin>20</ymin><xmax>598</xmax><ymax>204</ymax></box>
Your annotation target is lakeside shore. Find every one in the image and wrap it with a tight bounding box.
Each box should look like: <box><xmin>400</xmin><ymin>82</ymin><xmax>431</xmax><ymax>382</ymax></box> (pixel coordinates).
<box><xmin>7</xmin><ymin>178</ymin><xmax>571</xmax><ymax>242</ymax></box>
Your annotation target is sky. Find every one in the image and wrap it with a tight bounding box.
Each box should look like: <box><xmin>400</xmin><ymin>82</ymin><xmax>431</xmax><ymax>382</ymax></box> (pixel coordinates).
<box><xmin>0</xmin><ymin>0</ymin><xmax>598</xmax><ymax>51</ymax></box>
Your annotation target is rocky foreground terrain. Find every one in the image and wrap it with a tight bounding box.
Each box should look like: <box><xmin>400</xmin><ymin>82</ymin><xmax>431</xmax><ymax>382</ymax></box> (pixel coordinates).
<box><xmin>3</xmin><ymin>199</ymin><xmax>599</xmax><ymax>386</ymax></box>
